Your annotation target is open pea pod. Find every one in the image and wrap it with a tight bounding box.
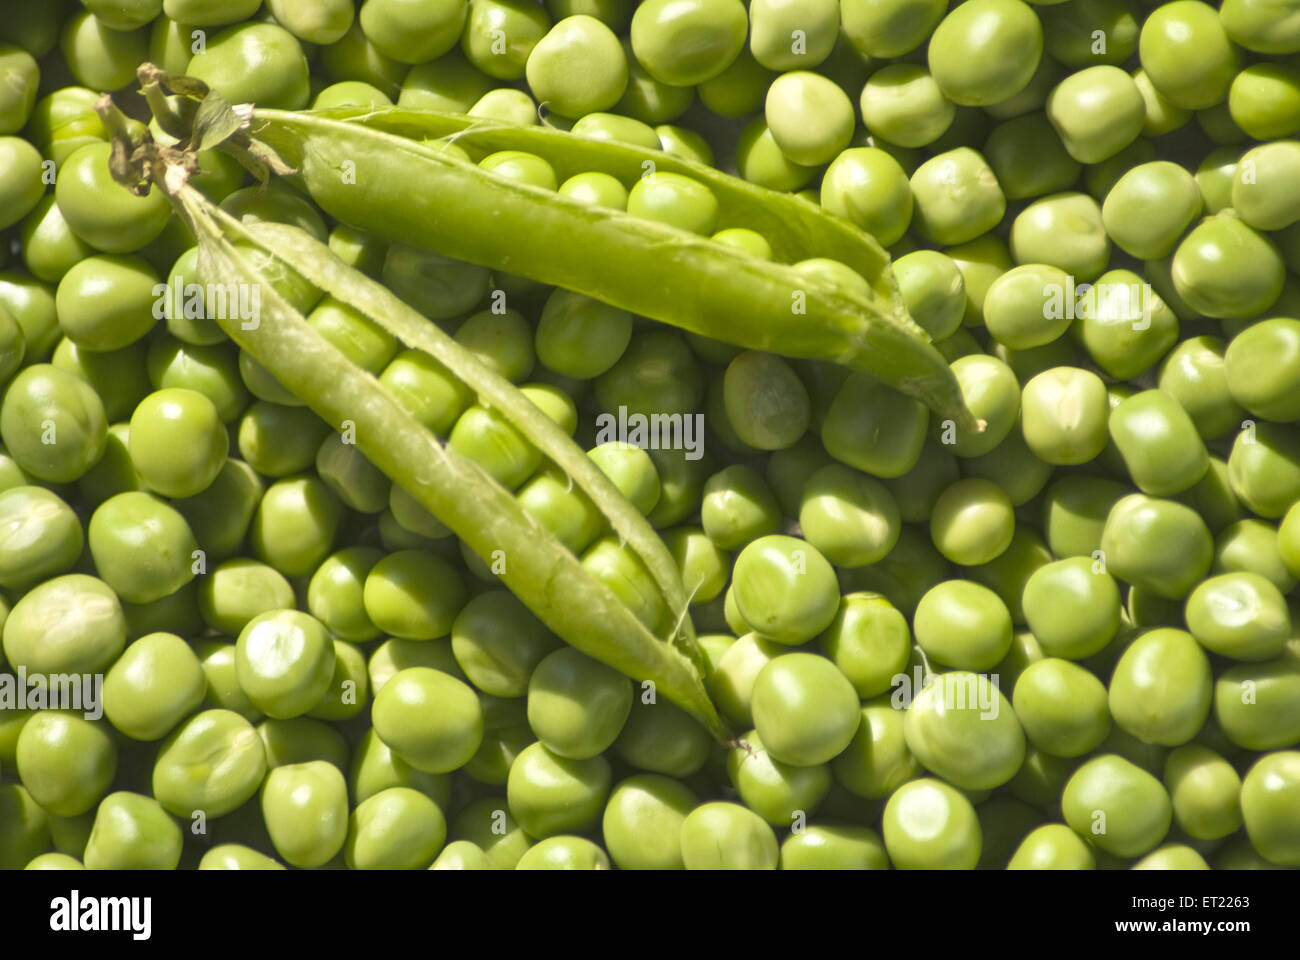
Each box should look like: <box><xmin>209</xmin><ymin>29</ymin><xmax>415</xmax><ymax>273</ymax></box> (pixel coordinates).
<box><xmin>311</xmin><ymin>106</ymin><xmax>893</xmax><ymax>291</ymax></box>
<box><xmin>248</xmin><ymin>219</ymin><xmax>706</xmax><ymax>674</ymax></box>
<box><xmin>171</xmin><ymin>185</ymin><xmax>727</xmax><ymax>740</ymax></box>
<box><xmin>249</xmin><ymin>108</ymin><xmax>979</xmax><ymax>431</ymax></box>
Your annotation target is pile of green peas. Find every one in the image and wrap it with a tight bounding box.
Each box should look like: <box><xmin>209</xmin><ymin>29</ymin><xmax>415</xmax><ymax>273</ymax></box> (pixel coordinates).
<box><xmin>1</xmin><ymin>0</ymin><xmax>1300</xmax><ymax>872</ymax></box>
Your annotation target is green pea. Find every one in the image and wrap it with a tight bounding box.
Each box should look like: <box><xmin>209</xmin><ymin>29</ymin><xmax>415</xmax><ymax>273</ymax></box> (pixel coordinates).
<box><xmin>1214</xmin><ymin>519</ymin><xmax>1295</xmax><ymax>596</ymax></box>
<box><xmin>629</xmin><ymin>0</ymin><xmax>745</xmax><ymax>86</ymax></box>
<box><xmin>1215</xmin><ymin>652</ymin><xmax>1300</xmax><ymax>752</ymax></box>
<box><xmin>1061</xmin><ymin>754</ymin><xmax>1171</xmax><ymax>857</ymax></box>
<box><xmin>840</xmin><ymin>0</ymin><xmax>943</xmax><ymax>57</ymax></box>
<box><xmin>350</xmin><ymin>728</ymin><xmax>452</xmax><ymax>808</ymax></box>
<box><xmin>185</xmin><ymin>21</ymin><xmax>310</xmax><ymax>109</ymax></box>
<box><xmin>259</xmin><ymin>761</ymin><xmax>348</xmax><ymax>868</ymax></box>
<box><xmin>1153</xmin><ymin>336</ymin><xmax>1240</xmax><ymax>443</ymax></box>
<box><xmin>507</xmin><ymin>740</ymin><xmax>610</xmax><ymax>838</ymax></box>
<box><xmin>1172</xmin><ymin>216</ymin><xmax>1285</xmax><ymax>321</ymax></box>
<box><xmin>1281</xmin><ymin>502</ymin><xmax>1300</xmax><ymax>581</ymax></box>
<box><xmin>928</xmin><ymin>478</ymin><xmax>1015</xmax><ymax>567</ymax></box>
<box><xmin>368</xmin><ymin>638</ymin><xmax>466</xmax><ymax>695</ymax></box>
<box><xmin>892</xmin><ymin>250</ymin><xmax>966</xmax><ymax>341</ymax></box>
<box><xmin>1240</xmin><ymin>751</ymin><xmax>1300</xmax><ymax>867</ymax></box>
<box><xmin>557</xmin><ymin>171</ymin><xmax>628</xmax><ymax>210</ymax></box>
<box><xmin>1163</xmin><ymin>744</ymin><xmax>1243</xmax><ymax>841</ymax></box>
<box><xmin>598</xmin><ymin>774</ymin><xmax>694</xmax><ymax>870</ymax></box>
<box><xmin>1224</xmin><ymin>318</ymin><xmax>1300</xmax><ymax>424</ymax></box>
<box><xmin>1006</xmin><ymin>823</ymin><xmax>1095</xmax><ymax>870</ymax></box>
<box><xmin>87</xmin><ymin>491</ymin><xmax>197</xmax><ymax>605</ymax></box>
<box><xmin>817</xmin><ymin>593</ymin><xmax>911</xmax><ymax>700</ymax></box>
<box><xmin>1075</xmin><ymin>269</ymin><xmax>1180</xmax><ymax>380</ymax></box>
<box><xmin>679</xmin><ymin>801</ymin><xmax>779</xmax><ymax>870</ymax></box>
<box><xmin>692</xmin><ymin>43</ymin><xmax>768</xmax><ymax>115</ymax></box>
<box><xmin>1012</xmin><ymin>658</ymin><xmax>1110</xmax><ymax>758</ymax></box>
<box><xmin>51</xmin><ymin>342</ymin><xmax>149</xmax><ymax>432</ymax></box>
<box><xmin>0</xmin><ymin>363</ymin><xmax>107</xmax><ymax>483</ymax></box>
<box><xmin>882</xmin><ymin>778</ymin><xmax>981</xmax><ymax>869</ymax></box>
<box><xmin>342</xmin><ymin>786</ymin><xmax>447</xmax><ymax>870</ymax></box>
<box><xmin>1109</xmin><ymin>628</ymin><xmax>1212</xmax><ymax>747</ymax></box>
<box><xmin>525</xmin><ymin>646</ymin><xmax>631</xmax><ymax>759</ymax></box>
<box><xmin>83</xmin><ymin>792</ymin><xmax>182</xmax><ymax>870</ymax></box>
<box><xmin>1102</xmin><ymin>161</ymin><xmax>1203</xmax><ymax>260</ymax></box>
<box><xmin>829</xmin><ymin>695</ymin><xmax>918</xmax><ymax>799</ymax></box>
<box><xmin>1021</xmin><ymin>557</ymin><xmax>1121</xmax><ymax>660</ymax></box>
<box><xmin>613</xmin><ymin>697</ymin><xmax>710</xmax><ymax>777</ymax></box>
<box><xmin>262</xmin><ymin>713</ymin><xmax>348</xmax><ymax>771</ymax></box>
<box><xmin>749</xmin><ymin>653</ymin><xmax>859</xmax><ymax>767</ymax></box>
<box><xmin>147</xmin><ymin>338</ymin><xmax>248</xmax><ymax>423</ymax></box>
<box><xmin>1229</xmin><ymin>421</ymin><xmax>1300</xmax><ymax>519</ymax></box>
<box><xmin>945</xmin><ymin>355</ymin><xmax>1021</xmax><ymax>458</ymax></box>
<box><xmin>858</xmin><ymin>64</ymin><xmax>952</xmax><ymax>150</ymax></box>
<box><xmin>196</xmin><ymin>844</ymin><xmax>284</xmax><ymax>870</ymax></box>
<box><xmin>199</xmin><ymin>558</ymin><xmax>293</xmax><ymax>637</ymax></box>
<box><xmin>1185</xmin><ymin>572</ymin><xmax>1291</xmax><ymax>662</ymax></box>
<box><xmin>103</xmin><ymin>632</ymin><xmax>205</xmax><ymax>742</ymax></box>
<box><xmin>909</xmin><ymin>148</ymin><xmax>1006</xmax><ymax>247</ymax></box>
<box><xmin>762</xmin><ymin>71</ymin><xmax>855</xmax><ymax>167</ymax></box>
<box><xmin>736</xmin><ymin>116</ymin><xmax>819</xmax><ymax>192</ymax></box>
<box><xmin>708</xmin><ymin>632</ymin><xmax>784</xmax><ymax>727</ymax></box>
<box><xmin>967</xmin><ymin>528</ymin><xmax>1051</xmax><ymax>627</ymax></box>
<box><xmin>513</xmin><ymin>835</ymin><xmax>608</xmax><ymax>870</ymax></box>
<box><xmin>1</xmin><ymin>573</ymin><xmax>124</xmax><ymax>675</ymax></box>
<box><xmin>913</xmin><ymin>579</ymin><xmax>1012</xmax><ymax>671</ymax></box>
<box><xmin>445</xmin><ymin>796</ymin><xmax>528</xmax><ymax>867</ymax></box>
<box><xmin>1017</xmin><ymin>366</ymin><xmax>1107</xmax><ymax>466</ymax></box>
<box><xmin>984</xmin><ymin>111</ymin><xmax>1081</xmax><ymax>203</ymax></box>
<box><xmin>1101</xmin><ymin>493</ymin><xmax>1213</xmax><ymax>599</ymax></box>
<box><xmin>1010</xmin><ymin>192</ymin><xmax>1111</xmax><ymax>282</ymax></box>
<box><xmin>1228</xmin><ymin>62</ymin><xmax>1300</xmax><ymax>142</ymax></box>
<box><xmin>525</xmin><ymin>14</ymin><xmax>627</xmax><ymax>116</ymax></box>
<box><xmin>779</xmin><ymin>823</ymin><xmax>890</xmax><ymax>870</ymax></box>
<box><xmin>658</xmin><ymin>527</ymin><xmax>724</xmax><ymax>608</ymax></box>
<box><xmin>15</xmin><ymin>712</ymin><xmax>115</xmax><ymax>818</ymax></box>
<box><xmin>731</xmin><ymin>535</ymin><xmax>841</xmax><ymax>646</ymax></box>
<box><xmin>250</xmin><ymin>475</ymin><xmax>342</xmax><ymax>577</ymax></box>
<box><xmin>372</xmin><ymin>667</ymin><xmax>483</xmax><ymax>774</ymax></box>
<box><xmin>1138</xmin><ymin>0</ymin><xmax>1241</xmax><ymax>110</ymax></box>
<box><xmin>0</xmin><ymin>485</ymin><xmax>82</xmax><ymax>592</ymax></box>
<box><xmin>19</xmin><ymin>197</ymin><xmax>93</xmax><ymax>285</ymax></box>
<box><xmin>1108</xmin><ymin>389</ymin><xmax>1209</xmax><ymax>497</ymax></box>
<box><xmin>817</xmin><ymin>152</ymin><xmax>916</xmax><ymax>254</ymax></box>
<box><xmin>982</xmin><ymin>265</ymin><xmax>1071</xmax><ymax>351</ymax></box>
<box><xmin>234</xmin><ymin>609</ymin><xmax>336</xmax><ymax>720</ymax></box>
<box><xmin>903</xmin><ymin>671</ymin><xmax>1025</xmax><ymax>789</ymax></box>
<box><xmin>926</xmin><ymin>0</ymin><xmax>1042</xmax><ymax>106</ymax></box>
<box><xmin>127</xmin><ymin>387</ymin><xmax>228</xmax><ymax>499</ymax></box>
<box><xmin>152</xmin><ymin>708</ymin><xmax>266</xmax><ymax>818</ymax></box>
<box><xmin>822</xmin><ymin>372</ymin><xmax>929</xmax><ymax>478</ymax></box>
<box><xmin>173</xmin><ymin>458</ymin><xmax>261</xmax><ymax>561</ymax></box>
<box><xmin>726</xmin><ymin>729</ymin><xmax>831</xmax><ymax>825</ymax></box>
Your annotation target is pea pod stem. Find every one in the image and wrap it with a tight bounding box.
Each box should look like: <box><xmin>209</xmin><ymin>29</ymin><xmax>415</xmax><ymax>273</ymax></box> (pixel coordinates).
<box><xmin>170</xmin><ymin>185</ymin><xmax>728</xmax><ymax>740</ymax></box>
<box><xmin>244</xmin><ymin>219</ymin><xmax>707</xmax><ymax>674</ymax></box>
<box><xmin>249</xmin><ymin>108</ymin><xmax>979</xmax><ymax>432</ymax></box>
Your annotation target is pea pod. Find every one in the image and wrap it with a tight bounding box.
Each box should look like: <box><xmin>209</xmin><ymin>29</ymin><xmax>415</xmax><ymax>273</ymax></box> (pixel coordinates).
<box><xmin>244</xmin><ymin>220</ymin><xmax>704</xmax><ymax>673</ymax></box>
<box><xmin>246</xmin><ymin>107</ymin><xmax>978</xmax><ymax>431</ymax></box>
<box><xmin>169</xmin><ymin>186</ymin><xmax>726</xmax><ymax>740</ymax></box>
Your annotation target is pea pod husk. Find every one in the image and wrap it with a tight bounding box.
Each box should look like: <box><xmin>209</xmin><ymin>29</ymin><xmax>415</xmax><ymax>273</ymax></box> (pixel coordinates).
<box><xmin>249</xmin><ymin>108</ymin><xmax>979</xmax><ymax>431</ymax></box>
<box><xmin>246</xmin><ymin>219</ymin><xmax>706</xmax><ymax>675</ymax></box>
<box><xmin>172</xmin><ymin>186</ymin><xmax>727</xmax><ymax>740</ymax></box>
